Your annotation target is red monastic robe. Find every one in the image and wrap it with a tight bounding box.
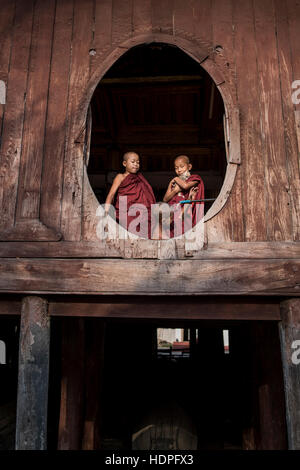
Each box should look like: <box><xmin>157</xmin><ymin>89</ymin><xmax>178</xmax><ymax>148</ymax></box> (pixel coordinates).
<box><xmin>115</xmin><ymin>173</ymin><xmax>156</xmax><ymax>238</ymax></box>
<box><xmin>168</xmin><ymin>174</ymin><xmax>205</xmax><ymax>237</ymax></box>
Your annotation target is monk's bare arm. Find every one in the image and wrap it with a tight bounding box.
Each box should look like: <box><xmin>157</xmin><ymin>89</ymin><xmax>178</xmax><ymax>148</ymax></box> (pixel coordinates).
<box><xmin>105</xmin><ymin>174</ymin><xmax>124</xmax><ymax>212</ymax></box>
<box><xmin>173</xmin><ymin>177</ymin><xmax>198</xmax><ymax>191</ymax></box>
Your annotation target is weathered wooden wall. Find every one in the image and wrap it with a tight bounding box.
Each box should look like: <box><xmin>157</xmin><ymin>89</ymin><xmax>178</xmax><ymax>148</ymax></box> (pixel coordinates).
<box><xmin>0</xmin><ymin>0</ymin><xmax>299</xmax><ymax>245</ymax></box>
<box><xmin>0</xmin><ymin>0</ymin><xmax>299</xmax><ymax>277</ymax></box>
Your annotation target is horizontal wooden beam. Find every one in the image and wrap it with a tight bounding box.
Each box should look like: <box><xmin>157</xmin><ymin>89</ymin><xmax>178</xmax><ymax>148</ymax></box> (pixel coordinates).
<box><xmin>99</xmin><ymin>75</ymin><xmax>204</xmax><ymax>84</ymax></box>
<box><xmin>0</xmin><ymin>300</ymin><xmax>21</xmax><ymax>315</ymax></box>
<box><xmin>49</xmin><ymin>298</ymin><xmax>280</xmax><ymax>320</ymax></box>
<box><xmin>0</xmin><ymin>296</ymin><xmax>280</xmax><ymax>320</ymax></box>
<box><xmin>0</xmin><ymin>241</ymin><xmax>122</xmax><ymax>258</ymax></box>
<box><xmin>0</xmin><ymin>258</ymin><xmax>299</xmax><ymax>295</ymax></box>
<box><xmin>0</xmin><ymin>241</ymin><xmax>299</xmax><ymax>259</ymax></box>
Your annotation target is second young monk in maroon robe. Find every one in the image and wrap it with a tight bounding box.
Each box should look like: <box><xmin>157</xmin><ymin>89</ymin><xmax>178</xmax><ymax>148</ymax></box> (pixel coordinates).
<box><xmin>163</xmin><ymin>155</ymin><xmax>204</xmax><ymax>237</ymax></box>
<box><xmin>105</xmin><ymin>152</ymin><xmax>156</xmax><ymax>238</ymax></box>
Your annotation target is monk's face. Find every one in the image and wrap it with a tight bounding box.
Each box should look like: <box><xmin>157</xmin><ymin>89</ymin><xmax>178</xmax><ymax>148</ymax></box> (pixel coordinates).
<box><xmin>123</xmin><ymin>153</ymin><xmax>140</xmax><ymax>174</ymax></box>
<box><xmin>174</xmin><ymin>157</ymin><xmax>192</xmax><ymax>177</ymax></box>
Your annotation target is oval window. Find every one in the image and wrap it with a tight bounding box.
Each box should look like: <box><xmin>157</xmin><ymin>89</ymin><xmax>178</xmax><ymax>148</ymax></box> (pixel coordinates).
<box><xmin>87</xmin><ymin>43</ymin><xmax>227</xmax><ymax>239</ymax></box>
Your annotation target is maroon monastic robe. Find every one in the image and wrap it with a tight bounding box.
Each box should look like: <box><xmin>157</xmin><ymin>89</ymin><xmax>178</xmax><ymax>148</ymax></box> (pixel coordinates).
<box><xmin>168</xmin><ymin>174</ymin><xmax>205</xmax><ymax>237</ymax></box>
<box><xmin>115</xmin><ymin>173</ymin><xmax>156</xmax><ymax>238</ymax></box>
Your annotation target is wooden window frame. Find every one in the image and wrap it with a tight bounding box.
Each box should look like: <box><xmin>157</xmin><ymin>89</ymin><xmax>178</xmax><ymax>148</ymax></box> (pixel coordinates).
<box><xmin>74</xmin><ymin>34</ymin><xmax>240</xmax><ymax>252</ymax></box>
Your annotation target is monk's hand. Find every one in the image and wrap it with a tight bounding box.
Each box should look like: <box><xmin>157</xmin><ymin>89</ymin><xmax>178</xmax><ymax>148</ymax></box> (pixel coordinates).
<box><xmin>189</xmin><ymin>186</ymin><xmax>198</xmax><ymax>200</ymax></box>
<box><xmin>170</xmin><ymin>178</ymin><xmax>177</xmax><ymax>189</ymax></box>
<box><xmin>104</xmin><ymin>203</ymin><xmax>111</xmax><ymax>216</ymax></box>
<box><xmin>174</xmin><ymin>183</ymin><xmax>181</xmax><ymax>193</ymax></box>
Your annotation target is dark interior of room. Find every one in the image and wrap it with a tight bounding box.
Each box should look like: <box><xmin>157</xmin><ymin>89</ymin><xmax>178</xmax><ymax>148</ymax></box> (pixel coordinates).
<box><xmin>87</xmin><ymin>43</ymin><xmax>227</xmax><ymax>212</ymax></box>
<box><xmin>47</xmin><ymin>316</ymin><xmax>288</xmax><ymax>450</ymax></box>
<box><xmin>0</xmin><ymin>316</ymin><xmax>20</xmax><ymax>450</ymax></box>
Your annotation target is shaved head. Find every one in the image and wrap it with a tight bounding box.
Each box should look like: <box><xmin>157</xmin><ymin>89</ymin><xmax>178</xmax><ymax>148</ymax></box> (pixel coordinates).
<box><xmin>123</xmin><ymin>151</ymin><xmax>139</xmax><ymax>162</ymax></box>
<box><xmin>174</xmin><ymin>155</ymin><xmax>190</xmax><ymax>165</ymax></box>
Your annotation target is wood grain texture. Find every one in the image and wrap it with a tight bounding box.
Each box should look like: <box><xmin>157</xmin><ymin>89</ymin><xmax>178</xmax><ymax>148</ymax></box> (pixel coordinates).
<box><xmin>253</xmin><ymin>0</ymin><xmax>293</xmax><ymax>241</ymax></box>
<box><xmin>0</xmin><ymin>240</ymin><xmax>299</xmax><ymax>259</ymax></box>
<box><xmin>279</xmin><ymin>298</ymin><xmax>300</xmax><ymax>449</ymax></box>
<box><xmin>0</xmin><ymin>0</ymin><xmax>34</xmax><ymax>231</ymax></box>
<box><xmin>254</xmin><ymin>323</ymin><xmax>287</xmax><ymax>449</ymax></box>
<box><xmin>90</xmin><ymin>0</ymin><xmax>112</xmax><ymax>78</ymax></box>
<box><xmin>40</xmin><ymin>0</ymin><xmax>74</xmax><ymax>232</ymax></box>
<box><xmin>58</xmin><ymin>318</ymin><xmax>85</xmax><ymax>450</ymax></box>
<box><xmin>151</xmin><ymin>0</ymin><xmax>175</xmax><ymax>35</ymax></box>
<box><xmin>192</xmin><ymin>0</ymin><xmax>212</xmax><ymax>46</ymax></box>
<box><xmin>112</xmin><ymin>0</ymin><xmax>133</xmax><ymax>45</ymax></box>
<box><xmin>205</xmin><ymin>163</ymin><xmax>238</xmax><ymax>241</ymax></box>
<box><xmin>15</xmin><ymin>296</ymin><xmax>50</xmax><ymax>450</ymax></box>
<box><xmin>274</xmin><ymin>0</ymin><xmax>300</xmax><ymax>241</ymax></box>
<box><xmin>81</xmin><ymin>319</ymin><xmax>105</xmax><ymax>450</ymax></box>
<box><xmin>61</xmin><ymin>0</ymin><xmax>93</xmax><ymax>241</ymax></box>
<box><xmin>286</xmin><ymin>0</ymin><xmax>300</xmax><ymax>81</ymax></box>
<box><xmin>206</xmin><ymin>0</ymin><xmax>243</xmax><ymax>243</ymax></box>
<box><xmin>0</xmin><ymin>0</ymin><xmax>15</xmax><ymax>134</ymax></box>
<box><xmin>0</xmin><ymin>258</ymin><xmax>299</xmax><ymax>295</ymax></box>
<box><xmin>15</xmin><ymin>0</ymin><xmax>56</xmax><ymax>221</ymax></box>
<box><xmin>173</xmin><ymin>0</ymin><xmax>194</xmax><ymax>38</ymax></box>
<box><xmin>233</xmin><ymin>0</ymin><xmax>267</xmax><ymax>241</ymax></box>
<box><xmin>133</xmin><ymin>0</ymin><xmax>152</xmax><ymax>33</ymax></box>
<box><xmin>49</xmin><ymin>297</ymin><xmax>280</xmax><ymax>320</ymax></box>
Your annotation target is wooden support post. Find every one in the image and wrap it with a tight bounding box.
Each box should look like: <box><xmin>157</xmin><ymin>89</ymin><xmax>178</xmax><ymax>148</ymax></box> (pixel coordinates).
<box><xmin>82</xmin><ymin>319</ymin><xmax>105</xmax><ymax>450</ymax></box>
<box><xmin>253</xmin><ymin>323</ymin><xmax>287</xmax><ymax>450</ymax></box>
<box><xmin>15</xmin><ymin>296</ymin><xmax>50</xmax><ymax>450</ymax></box>
<box><xmin>279</xmin><ymin>298</ymin><xmax>300</xmax><ymax>450</ymax></box>
<box><xmin>58</xmin><ymin>318</ymin><xmax>85</xmax><ymax>450</ymax></box>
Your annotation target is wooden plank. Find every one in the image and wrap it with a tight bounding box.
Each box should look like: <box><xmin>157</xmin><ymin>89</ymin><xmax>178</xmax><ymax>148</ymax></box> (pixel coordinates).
<box><xmin>0</xmin><ymin>258</ymin><xmax>299</xmax><ymax>295</ymax></box>
<box><xmin>233</xmin><ymin>0</ymin><xmax>267</xmax><ymax>241</ymax></box>
<box><xmin>205</xmin><ymin>163</ymin><xmax>238</xmax><ymax>241</ymax></box>
<box><xmin>58</xmin><ymin>318</ymin><xmax>85</xmax><ymax>450</ymax></box>
<box><xmin>0</xmin><ymin>0</ymin><xmax>15</xmax><ymax>133</ymax></box>
<box><xmin>0</xmin><ymin>300</ymin><xmax>21</xmax><ymax>315</ymax></box>
<box><xmin>0</xmin><ymin>241</ymin><xmax>121</xmax><ymax>258</ymax></box>
<box><xmin>0</xmin><ymin>240</ymin><xmax>299</xmax><ymax>259</ymax></box>
<box><xmin>15</xmin><ymin>296</ymin><xmax>50</xmax><ymax>449</ymax></box>
<box><xmin>151</xmin><ymin>0</ymin><xmax>175</xmax><ymax>34</ymax></box>
<box><xmin>81</xmin><ymin>319</ymin><xmax>105</xmax><ymax>450</ymax></box>
<box><xmin>133</xmin><ymin>0</ymin><xmax>152</xmax><ymax>33</ymax></box>
<box><xmin>40</xmin><ymin>0</ymin><xmax>73</xmax><ymax>232</ymax></box>
<box><xmin>192</xmin><ymin>0</ymin><xmax>212</xmax><ymax>46</ymax></box>
<box><xmin>123</xmin><ymin>239</ymin><xmax>158</xmax><ymax>258</ymax></box>
<box><xmin>61</xmin><ymin>0</ymin><xmax>93</xmax><ymax>241</ymax></box>
<box><xmin>254</xmin><ymin>323</ymin><xmax>287</xmax><ymax>449</ymax></box>
<box><xmin>295</xmin><ymin>111</ymin><xmax>300</xmax><ymax>161</ymax></box>
<box><xmin>190</xmin><ymin>241</ymin><xmax>300</xmax><ymax>259</ymax></box>
<box><xmin>274</xmin><ymin>0</ymin><xmax>300</xmax><ymax>241</ymax></box>
<box><xmin>15</xmin><ymin>0</ymin><xmax>56</xmax><ymax>221</ymax></box>
<box><xmin>253</xmin><ymin>0</ymin><xmax>293</xmax><ymax>241</ymax></box>
<box><xmin>0</xmin><ymin>0</ymin><xmax>34</xmax><ymax>232</ymax></box>
<box><xmin>279</xmin><ymin>298</ymin><xmax>300</xmax><ymax>449</ymax></box>
<box><xmin>158</xmin><ymin>239</ymin><xmax>176</xmax><ymax>259</ymax></box>
<box><xmin>112</xmin><ymin>0</ymin><xmax>132</xmax><ymax>45</ymax></box>
<box><xmin>173</xmin><ymin>0</ymin><xmax>194</xmax><ymax>37</ymax></box>
<box><xmin>286</xmin><ymin>0</ymin><xmax>300</xmax><ymax>82</ymax></box>
<box><xmin>206</xmin><ymin>0</ymin><xmax>244</xmax><ymax>243</ymax></box>
<box><xmin>89</xmin><ymin>0</ymin><xmax>112</xmax><ymax>78</ymax></box>
<box><xmin>49</xmin><ymin>297</ymin><xmax>280</xmax><ymax>320</ymax></box>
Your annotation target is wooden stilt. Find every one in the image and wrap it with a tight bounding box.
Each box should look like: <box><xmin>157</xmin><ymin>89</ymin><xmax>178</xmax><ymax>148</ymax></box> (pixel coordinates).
<box><xmin>279</xmin><ymin>299</ymin><xmax>300</xmax><ymax>450</ymax></box>
<box><xmin>15</xmin><ymin>296</ymin><xmax>50</xmax><ymax>450</ymax></box>
<box><xmin>253</xmin><ymin>323</ymin><xmax>287</xmax><ymax>450</ymax></box>
<box><xmin>57</xmin><ymin>318</ymin><xmax>85</xmax><ymax>450</ymax></box>
<box><xmin>82</xmin><ymin>319</ymin><xmax>105</xmax><ymax>450</ymax></box>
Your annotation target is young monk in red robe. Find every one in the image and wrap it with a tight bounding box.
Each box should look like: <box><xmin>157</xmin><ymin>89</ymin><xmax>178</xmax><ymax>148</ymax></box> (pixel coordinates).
<box><xmin>163</xmin><ymin>155</ymin><xmax>204</xmax><ymax>237</ymax></box>
<box><xmin>105</xmin><ymin>151</ymin><xmax>156</xmax><ymax>238</ymax></box>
